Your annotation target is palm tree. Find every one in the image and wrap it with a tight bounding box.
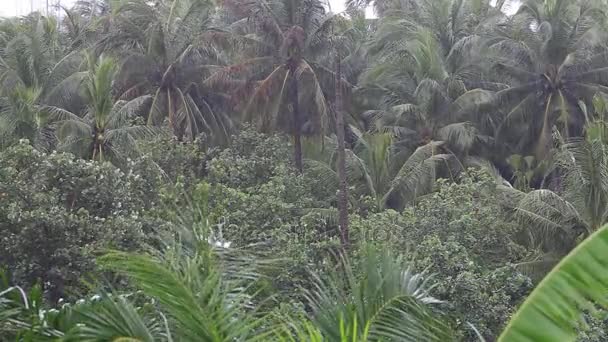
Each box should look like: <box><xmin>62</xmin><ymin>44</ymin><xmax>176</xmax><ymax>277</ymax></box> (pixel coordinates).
<box><xmin>0</xmin><ymin>12</ymin><xmax>86</xmax><ymax>101</ymax></box>
<box><xmin>97</xmin><ymin>0</ymin><xmax>234</xmax><ymax>142</ymax></box>
<box><xmin>498</xmin><ymin>223</ymin><xmax>608</xmax><ymax>342</ymax></box>
<box><xmin>51</xmin><ymin>54</ymin><xmax>157</xmax><ymax>163</ymax></box>
<box><xmin>0</xmin><ymin>14</ymin><xmax>64</xmax><ymax>92</ymax></box>
<box><xmin>0</xmin><ymin>87</ymin><xmax>45</xmax><ymax>148</ymax></box>
<box><xmin>367</xmin><ymin>0</ymin><xmax>509</xmax><ymax>51</ymax></box>
<box><xmin>488</xmin><ymin>0</ymin><xmax>608</xmax><ymax>158</ymax></box>
<box><xmin>334</xmin><ymin>39</ymin><xmax>350</xmax><ymax>248</ymax></box>
<box><xmin>509</xmin><ymin>131</ymin><xmax>608</xmax><ymax>256</ymax></box>
<box><xmin>305</xmin><ymin>133</ymin><xmax>450</xmax><ymax>211</ymax></box>
<box><xmin>219</xmin><ymin>0</ymin><xmax>336</xmax><ymax>172</ymax></box>
<box><xmin>59</xmin><ymin>0</ymin><xmax>114</xmax><ymax>51</ymax></box>
<box><xmin>360</xmin><ymin>0</ymin><xmax>500</xmax><ymax>156</ymax></box>
<box><xmin>0</xmin><ymin>13</ymin><xmax>86</xmax><ymax>147</ymax></box>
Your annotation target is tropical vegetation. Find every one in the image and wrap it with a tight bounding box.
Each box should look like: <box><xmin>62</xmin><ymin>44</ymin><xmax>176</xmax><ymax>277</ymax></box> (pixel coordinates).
<box><xmin>2</xmin><ymin>0</ymin><xmax>608</xmax><ymax>340</ymax></box>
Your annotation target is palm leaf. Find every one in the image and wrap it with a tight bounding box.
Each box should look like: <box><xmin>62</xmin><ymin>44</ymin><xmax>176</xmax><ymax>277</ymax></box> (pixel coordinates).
<box><xmin>498</xmin><ymin>223</ymin><xmax>608</xmax><ymax>342</ymax></box>
<box><xmin>386</xmin><ymin>141</ymin><xmax>450</xmax><ymax>206</ymax></box>
<box><xmin>304</xmin><ymin>246</ymin><xmax>452</xmax><ymax>341</ymax></box>
<box><xmin>99</xmin><ymin>247</ymin><xmax>267</xmax><ymax>342</ymax></box>
<box><xmin>72</xmin><ymin>295</ymin><xmax>160</xmax><ymax>342</ymax></box>
<box><xmin>244</xmin><ymin>66</ymin><xmax>289</xmax><ymax>131</ymax></box>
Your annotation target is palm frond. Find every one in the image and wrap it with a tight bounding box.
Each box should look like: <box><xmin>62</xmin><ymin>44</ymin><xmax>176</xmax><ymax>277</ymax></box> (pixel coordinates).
<box><xmin>72</xmin><ymin>295</ymin><xmax>161</xmax><ymax>341</ymax></box>
<box><xmin>386</xmin><ymin>141</ymin><xmax>450</xmax><ymax>207</ymax></box>
<box><xmin>499</xmin><ymin>223</ymin><xmax>608</xmax><ymax>342</ymax></box>
<box><xmin>304</xmin><ymin>246</ymin><xmax>453</xmax><ymax>341</ymax></box>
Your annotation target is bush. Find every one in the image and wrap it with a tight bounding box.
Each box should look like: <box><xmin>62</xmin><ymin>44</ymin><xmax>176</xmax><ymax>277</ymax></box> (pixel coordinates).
<box><xmin>351</xmin><ymin>170</ymin><xmax>533</xmax><ymax>340</ymax></box>
<box><xmin>0</xmin><ymin>142</ymin><xmax>163</xmax><ymax>301</ymax></box>
<box><xmin>200</xmin><ymin>130</ymin><xmax>340</xmax><ymax>300</ymax></box>
<box><xmin>207</xmin><ymin>128</ymin><xmax>293</xmax><ymax>188</ymax></box>
<box><xmin>138</xmin><ymin>135</ymin><xmax>209</xmax><ymax>184</ymax></box>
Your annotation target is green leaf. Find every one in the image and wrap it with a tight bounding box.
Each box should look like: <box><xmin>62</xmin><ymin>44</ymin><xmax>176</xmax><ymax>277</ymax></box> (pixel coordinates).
<box><xmin>498</xmin><ymin>223</ymin><xmax>608</xmax><ymax>342</ymax></box>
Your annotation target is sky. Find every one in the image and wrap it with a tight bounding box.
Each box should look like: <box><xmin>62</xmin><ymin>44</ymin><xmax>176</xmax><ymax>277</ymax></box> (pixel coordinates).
<box><xmin>0</xmin><ymin>0</ymin><xmax>77</xmax><ymax>17</ymax></box>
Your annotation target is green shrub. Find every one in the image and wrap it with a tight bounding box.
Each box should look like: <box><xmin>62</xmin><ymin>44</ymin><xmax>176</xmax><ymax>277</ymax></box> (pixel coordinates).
<box><xmin>351</xmin><ymin>170</ymin><xmax>533</xmax><ymax>340</ymax></box>
<box><xmin>200</xmin><ymin>130</ymin><xmax>340</xmax><ymax>300</ymax></box>
<box><xmin>0</xmin><ymin>142</ymin><xmax>163</xmax><ymax>301</ymax></box>
<box><xmin>138</xmin><ymin>135</ymin><xmax>209</xmax><ymax>184</ymax></box>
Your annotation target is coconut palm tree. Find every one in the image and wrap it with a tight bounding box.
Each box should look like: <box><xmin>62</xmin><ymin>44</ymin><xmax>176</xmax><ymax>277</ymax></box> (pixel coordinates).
<box><xmin>50</xmin><ymin>54</ymin><xmax>157</xmax><ymax>163</ymax></box>
<box><xmin>0</xmin><ymin>14</ymin><xmax>64</xmax><ymax>92</ymax></box>
<box><xmin>218</xmin><ymin>0</ymin><xmax>337</xmax><ymax>172</ymax></box>
<box><xmin>364</xmin><ymin>34</ymin><xmax>493</xmax><ymax>155</ymax></box>
<box><xmin>509</xmin><ymin>128</ymin><xmax>608</xmax><ymax>256</ymax></box>
<box><xmin>498</xmin><ymin>94</ymin><xmax>608</xmax><ymax>278</ymax></box>
<box><xmin>0</xmin><ymin>87</ymin><xmax>46</xmax><ymax>148</ymax></box>
<box><xmin>0</xmin><ymin>12</ymin><xmax>86</xmax><ymax>104</ymax></box>
<box><xmin>0</xmin><ymin>13</ymin><xmax>87</xmax><ymax>147</ymax></box>
<box><xmin>359</xmin><ymin>0</ymin><xmax>503</xmax><ymax>156</ymax></box>
<box><xmin>59</xmin><ymin>0</ymin><xmax>115</xmax><ymax>51</ymax></box>
<box><xmin>488</xmin><ymin>0</ymin><xmax>608</xmax><ymax>158</ymax></box>
<box><xmin>96</xmin><ymin>0</ymin><xmax>234</xmax><ymax>143</ymax></box>
<box><xmin>365</xmin><ymin>0</ymin><xmax>509</xmax><ymax>52</ymax></box>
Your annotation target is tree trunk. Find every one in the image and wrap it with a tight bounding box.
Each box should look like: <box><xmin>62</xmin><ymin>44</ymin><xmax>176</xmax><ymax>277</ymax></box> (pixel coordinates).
<box><xmin>335</xmin><ymin>52</ymin><xmax>349</xmax><ymax>248</ymax></box>
<box><xmin>92</xmin><ymin>143</ymin><xmax>98</xmax><ymax>161</ymax></box>
<box><xmin>92</xmin><ymin>127</ymin><xmax>100</xmax><ymax>161</ymax></box>
<box><xmin>290</xmin><ymin>66</ymin><xmax>303</xmax><ymax>173</ymax></box>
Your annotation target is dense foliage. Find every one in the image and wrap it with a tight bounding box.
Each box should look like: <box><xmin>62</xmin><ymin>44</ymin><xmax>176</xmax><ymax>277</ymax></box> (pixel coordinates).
<box><xmin>2</xmin><ymin>0</ymin><xmax>608</xmax><ymax>340</ymax></box>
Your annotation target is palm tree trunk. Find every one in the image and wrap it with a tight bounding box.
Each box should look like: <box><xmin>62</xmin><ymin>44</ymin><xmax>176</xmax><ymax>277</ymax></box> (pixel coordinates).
<box><xmin>335</xmin><ymin>52</ymin><xmax>349</xmax><ymax>248</ymax></box>
<box><xmin>92</xmin><ymin>142</ymin><xmax>98</xmax><ymax>160</ymax></box>
<box><xmin>92</xmin><ymin>127</ymin><xmax>99</xmax><ymax>161</ymax></box>
<box><xmin>290</xmin><ymin>67</ymin><xmax>303</xmax><ymax>173</ymax></box>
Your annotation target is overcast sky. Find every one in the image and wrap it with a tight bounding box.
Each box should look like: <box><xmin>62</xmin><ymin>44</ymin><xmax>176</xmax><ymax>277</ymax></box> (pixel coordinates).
<box><xmin>0</xmin><ymin>0</ymin><xmax>76</xmax><ymax>17</ymax></box>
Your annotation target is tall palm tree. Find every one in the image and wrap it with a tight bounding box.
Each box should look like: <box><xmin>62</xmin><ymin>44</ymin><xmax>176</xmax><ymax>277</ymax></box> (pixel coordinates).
<box><xmin>0</xmin><ymin>13</ymin><xmax>85</xmax><ymax>102</ymax></box>
<box><xmin>366</xmin><ymin>0</ymin><xmax>508</xmax><ymax>52</ymax></box>
<box><xmin>488</xmin><ymin>0</ymin><xmax>608</xmax><ymax>157</ymax></box>
<box><xmin>50</xmin><ymin>54</ymin><xmax>156</xmax><ymax>163</ymax></box>
<box><xmin>0</xmin><ymin>13</ymin><xmax>86</xmax><ymax>147</ymax></box>
<box><xmin>97</xmin><ymin>0</ymin><xmax>234</xmax><ymax>142</ymax></box>
<box><xmin>335</xmin><ymin>48</ymin><xmax>349</xmax><ymax>247</ymax></box>
<box><xmin>489</xmin><ymin>94</ymin><xmax>608</xmax><ymax>278</ymax></box>
<box><xmin>219</xmin><ymin>0</ymin><xmax>336</xmax><ymax>172</ymax></box>
<box><xmin>0</xmin><ymin>14</ymin><xmax>64</xmax><ymax>92</ymax></box>
<box><xmin>363</xmin><ymin>34</ymin><xmax>492</xmax><ymax>155</ymax></box>
<box><xmin>59</xmin><ymin>0</ymin><xmax>115</xmax><ymax>51</ymax></box>
<box><xmin>360</xmin><ymin>0</ymin><xmax>502</xmax><ymax>156</ymax></box>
